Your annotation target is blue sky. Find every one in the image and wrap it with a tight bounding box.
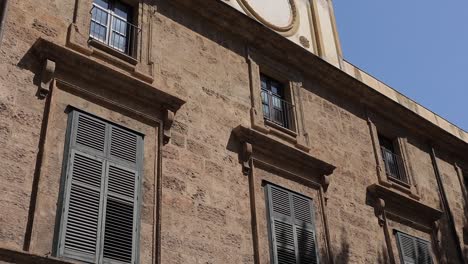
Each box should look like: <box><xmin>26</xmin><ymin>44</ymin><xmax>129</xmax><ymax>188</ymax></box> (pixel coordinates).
<box><xmin>333</xmin><ymin>0</ymin><xmax>468</xmax><ymax>131</ymax></box>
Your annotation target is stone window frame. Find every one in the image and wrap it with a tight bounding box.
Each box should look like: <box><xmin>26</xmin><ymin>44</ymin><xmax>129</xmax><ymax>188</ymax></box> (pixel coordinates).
<box><xmin>367</xmin><ymin>114</ymin><xmax>420</xmax><ymax>199</ymax></box>
<box><xmin>67</xmin><ymin>0</ymin><xmax>155</xmax><ymax>82</ymax></box>
<box><xmin>247</xmin><ymin>48</ymin><xmax>310</xmax><ymax>151</ymax></box>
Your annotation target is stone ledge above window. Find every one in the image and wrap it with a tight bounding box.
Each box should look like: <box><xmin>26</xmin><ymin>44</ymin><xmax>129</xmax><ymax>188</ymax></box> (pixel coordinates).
<box><xmin>233</xmin><ymin>125</ymin><xmax>335</xmax><ymax>190</ymax></box>
<box><xmin>66</xmin><ymin>0</ymin><xmax>154</xmax><ymax>83</ymax></box>
<box><xmin>367</xmin><ymin>184</ymin><xmax>442</xmax><ymax>227</ymax></box>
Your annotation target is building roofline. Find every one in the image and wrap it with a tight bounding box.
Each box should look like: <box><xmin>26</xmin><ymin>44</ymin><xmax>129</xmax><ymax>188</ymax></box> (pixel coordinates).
<box><xmin>341</xmin><ymin>59</ymin><xmax>468</xmax><ymax>144</ymax></box>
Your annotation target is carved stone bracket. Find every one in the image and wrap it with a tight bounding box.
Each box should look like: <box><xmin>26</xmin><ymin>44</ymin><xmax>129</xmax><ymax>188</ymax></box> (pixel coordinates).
<box><xmin>241</xmin><ymin>142</ymin><xmax>253</xmax><ymax>175</ymax></box>
<box><xmin>38</xmin><ymin>59</ymin><xmax>56</xmax><ymax>99</ymax></box>
<box><xmin>163</xmin><ymin>110</ymin><xmax>175</xmax><ymax>145</ymax></box>
<box><xmin>375</xmin><ymin>198</ymin><xmax>386</xmax><ymax>227</ymax></box>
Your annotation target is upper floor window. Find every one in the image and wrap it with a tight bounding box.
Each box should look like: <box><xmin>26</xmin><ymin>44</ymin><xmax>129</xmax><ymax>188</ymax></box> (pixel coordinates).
<box><xmin>395</xmin><ymin>232</ymin><xmax>433</xmax><ymax>264</ymax></box>
<box><xmin>261</xmin><ymin>74</ymin><xmax>295</xmax><ymax>131</ymax></box>
<box><xmin>90</xmin><ymin>0</ymin><xmax>139</xmax><ymax>57</ymax></box>
<box><xmin>265</xmin><ymin>184</ymin><xmax>319</xmax><ymax>264</ymax></box>
<box><xmin>57</xmin><ymin>110</ymin><xmax>143</xmax><ymax>264</ymax></box>
<box><xmin>378</xmin><ymin>134</ymin><xmax>409</xmax><ymax>185</ymax></box>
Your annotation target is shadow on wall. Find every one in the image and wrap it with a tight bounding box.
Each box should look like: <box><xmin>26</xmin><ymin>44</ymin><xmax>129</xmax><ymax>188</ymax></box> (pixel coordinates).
<box><xmin>316</xmin><ymin>227</ymin><xmax>390</xmax><ymax>264</ymax></box>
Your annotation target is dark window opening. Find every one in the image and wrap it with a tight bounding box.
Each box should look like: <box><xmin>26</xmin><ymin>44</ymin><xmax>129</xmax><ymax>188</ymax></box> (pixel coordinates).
<box><xmin>90</xmin><ymin>0</ymin><xmax>139</xmax><ymax>57</ymax></box>
<box><xmin>378</xmin><ymin>134</ymin><xmax>408</xmax><ymax>184</ymax></box>
<box><xmin>260</xmin><ymin>74</ymin><xmax>295</xmax><ymax>130</ymax></box>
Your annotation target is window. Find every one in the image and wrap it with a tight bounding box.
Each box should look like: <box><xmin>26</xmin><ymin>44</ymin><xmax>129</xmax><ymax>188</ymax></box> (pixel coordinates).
<box><xmin>261</xmin><ymin>74</ymin><xmax>295</xmax><ymax>130</ymax></box>
<box><xmin>57</xmin><ymin>110</ymin><xmax>143</xmax><ymax>264</ymax></box>
<box><xmin>396</xmin><ymin>232</ymin><xmax>432</xmax><ymax>264</ymax></box>
<box><xmin>90</xmin><ymin>0</ymin><xmax>138</xmax><ymax>56</ymax></box>
<box><xmin>378</xmin><ymin>134</ymin><xmax>409</xmax><ymax>184</ymax></box>
<box><xmin>265</xmin><ymin>184</ymin><xmax>319</xmax><ymax>264</ymax></box>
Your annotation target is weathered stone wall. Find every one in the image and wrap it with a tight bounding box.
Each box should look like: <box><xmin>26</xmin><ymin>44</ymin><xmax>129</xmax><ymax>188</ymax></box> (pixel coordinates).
<box><xmin>0</xmin><ymin>0</ymin><xmax>467</xmax><ymax>264</ymax></box>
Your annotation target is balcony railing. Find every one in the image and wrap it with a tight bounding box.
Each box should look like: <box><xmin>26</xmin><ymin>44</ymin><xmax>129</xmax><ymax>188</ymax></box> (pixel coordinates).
<box><xmin>261</xmin><ymin>89</ymin><xmax>295</xmax><ymax>131</ymax></box>
<box><xmin>381</xmin><ymin>147</ymin><xmax>409</xmax><ymax>184</ymax></box>
<box><xmin>89</xmin><ymin>4</ymin><xmax>140</xmax><ymax>58</ymax></box>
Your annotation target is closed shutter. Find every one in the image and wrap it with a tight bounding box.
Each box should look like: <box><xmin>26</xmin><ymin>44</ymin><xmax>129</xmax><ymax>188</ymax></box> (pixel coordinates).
<box><xmin>396</xmin><ymin>232</ymin><xmax>432</xmax><ymax>264</ymax></box>
<box><xmin>267</xmin><ymin>185</ymin><xmax>319</xmax><ymax>264</ymax></box>
<box><xmin>59</xmin><ymin>110</ymin><xmax>142</xmax><ymax>264</ymax></box>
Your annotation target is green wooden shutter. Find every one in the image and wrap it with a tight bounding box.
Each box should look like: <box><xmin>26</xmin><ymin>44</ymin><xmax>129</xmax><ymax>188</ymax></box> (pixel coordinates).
<box><xmin>416</xmin><ymin>240</ymin><xmax>432</xmax><ymax>264</ymax></box>
<box><xmin>292</xmin><ymin>194</ymin><xmax>318</xmax><ymax>264</ymax></box>
<box><xmin>59</xmin><ymin>110</ymin><xmax>143</xmax><ymax>264</ymax></box>
<box><xmin>267</xmin><ymin>185</ymin><xmax>319</xmax><ymax>264</ymax></box>
<box><xmin>101</xmin><ymin>126</ymin><xmax>140</xmax><ymax>263</ymax></box>
<box><xmin>60</xmin><ymin>113</ymin><xmax>108</xmax><ymax>262</ymax></box>
<box><xmin>396</xmin><ymin>232</ymin><xmax>432</xmax><ymax>264</ymax></box>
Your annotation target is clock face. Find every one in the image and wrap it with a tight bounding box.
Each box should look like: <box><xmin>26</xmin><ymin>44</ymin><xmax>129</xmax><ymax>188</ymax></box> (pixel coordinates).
<box><xmin>237</xmin><ymin>0</ymin><xmax>297</xmax><ymax>32</ymax></box>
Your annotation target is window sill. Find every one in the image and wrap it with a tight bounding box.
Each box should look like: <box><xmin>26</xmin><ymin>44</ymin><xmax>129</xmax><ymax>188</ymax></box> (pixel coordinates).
<box><xmin>264</xmin><ymin>119</ymin><xmax>297</xmax><ymax>137</ymax></box>
<box><xmin>88</xmin><ymin>39</ymin><xmax>138</xmax><ymax>66</ymax></box>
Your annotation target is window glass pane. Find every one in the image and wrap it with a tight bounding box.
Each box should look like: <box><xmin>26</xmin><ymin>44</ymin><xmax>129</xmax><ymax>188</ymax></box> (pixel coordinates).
<box><xmin>261</xmin><ymin>76</ymin><xmax>268</xmax><ymax>90</ymax></box>
<box><xmin>94</xmin><ymin>0</ymin><xmax>109</xmax><ymax>9</ymax></box>
<box><xmin>378</xmin><ymin>134</ymin><xmax>395</xmax><ymax>152</ymax></box>
<box><xmin>270</xmin><ymin>82</ymin><xmax>282</xmax><ymax>96</ymax></box>
<box><xmin>113</xmin><ymin>1</ymin><xmax>131</xmax><ymax>20</ymax></box>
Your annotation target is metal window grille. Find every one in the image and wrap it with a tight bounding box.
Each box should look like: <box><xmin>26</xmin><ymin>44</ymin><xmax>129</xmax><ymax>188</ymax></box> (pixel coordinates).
<box><xmin>260</xmin><ymin>75</ymin><xmax>296</xmax><ymax>131</ymax></box>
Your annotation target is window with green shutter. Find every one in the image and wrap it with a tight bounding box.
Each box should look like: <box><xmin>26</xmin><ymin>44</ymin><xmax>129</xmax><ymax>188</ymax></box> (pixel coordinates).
<box><xmin>265</xmin><ymin>184</ymin><xmax>319</xmax><ymax>264</ymax></box>
<box><xmin>396</xmin><ymin>231</ymin><xmax>433</xmax><ymax>264</ymax></box>
<box><xmin>57</xmin><ymin>110</ymin><xmax>143</xmax><ymax>264</ymax></box>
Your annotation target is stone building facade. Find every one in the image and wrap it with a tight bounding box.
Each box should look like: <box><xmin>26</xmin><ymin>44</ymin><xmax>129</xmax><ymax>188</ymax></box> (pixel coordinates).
<box><xmin>0</xmin><ymin>0</ymin><xmax>467</xmax><ymax>263</ymax></box>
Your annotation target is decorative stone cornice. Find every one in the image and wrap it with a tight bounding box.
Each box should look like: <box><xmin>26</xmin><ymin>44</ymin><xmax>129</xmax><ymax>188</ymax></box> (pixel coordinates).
<box><xmin>233</xmin><ymin>125</ymin><xmax>335</xmax><ymax>188</ymax></box>
<box><xmin>368</xmin><ymin>184</ymin><xmax>443</xmax><ymax>227</ymax></box>
<box><xmin>30</xmin><ymin>38</ymin><xmax>186</xmax><ymax>113</ymax></box>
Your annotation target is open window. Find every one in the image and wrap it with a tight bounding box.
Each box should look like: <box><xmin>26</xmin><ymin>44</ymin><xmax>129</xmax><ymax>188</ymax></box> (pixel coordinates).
<box><xmin>378</xmin><ymin>134</ymin><xmax>410</xmax><ymax>186</ymax></box>
<box><xmin>260</xmin><ymin>74</ymin><xmax>296</xmax><ymax>131</ymax></box>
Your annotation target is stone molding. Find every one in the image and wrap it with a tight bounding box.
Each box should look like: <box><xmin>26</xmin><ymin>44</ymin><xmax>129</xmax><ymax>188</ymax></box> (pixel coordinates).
<box><xmin>235</xmin><ymin>125</ymin><xmax>335</xmax><ymax>264</ymax></box>
<box><xmin>234</xmin><ymin>125</ymin><xmax>335</xmax><ymax>189</ymax></box>
<box><xmin>31</xmin><ymin>38</ymin><xmax>185</xmax><ymax>114</ymax></box>
<box><xmin>66</xmin><ymin>0</ymin><xmax>155</xmax><ymax>82</ymax></box>
<box><xmin>236</xmin><ymin>0</ymin><xmax>299</xmax><ymax>36</ymax></box>
<box><xmin>368</xmin><ymin>184</ymin><xmax>442</xmax><ymax>228</ymax></box>
<box><xmin>368</xmin><ymin>184</ymin><xmax>443</xmax><ymax>264</ymax></box>
<box><xmin>246</xmin><ymin>47</ymin><xmax>310</xmax><ymax>151</ymax></box>
<box><xmin>366</xmin><ymin>111</ymin><xmax>421</xmax><ymax>200</ymax></box>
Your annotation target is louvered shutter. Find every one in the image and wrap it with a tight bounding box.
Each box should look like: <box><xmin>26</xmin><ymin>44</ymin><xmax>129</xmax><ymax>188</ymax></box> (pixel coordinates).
<box><xmin>267</xmin><ymin>185</ymin><xmax>319</xmax><ymax>264</ymax></box>
<box><xmin>396</xmin><ymin>232</ymin><xmax>432</xmax><ymax>264</ymax></box>
<box><xmin>292</xmin><ymin>194</ymin><xmax>318</xmax><ymax>264</ymax></box>
<box><xmin>416</xmin><ymin>240</ymin><xmax>432</xmax><ymax>264</ymax></box>
<box><xmin>59</xmin><ymin>111</ymin><xmax>142</xmax><ymax>264</ymax></box>
<box><xmin>61</xmin><ymin>113</ymin><xmax>108</xmax><ymax>262</ymax></box>
<box><xmin>102</xmin><ymin>126</ymin><xmax>140</xmax><ymax>263</ymax></box>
